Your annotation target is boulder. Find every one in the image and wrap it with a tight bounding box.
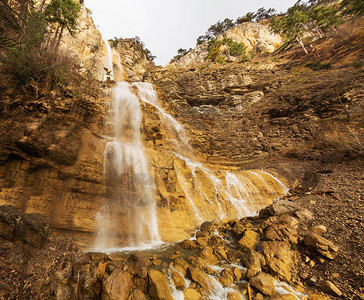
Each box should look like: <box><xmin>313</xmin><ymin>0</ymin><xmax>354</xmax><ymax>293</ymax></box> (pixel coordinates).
<box><xmin>199</xmin><ymin>246</ymin><xmax>219</xmax><ymax>265</ymax></box>
<box><xmin>172</xmin><ymin>271</ymin><xmax>185</xmax><ymax>290</ymax></box>
<box><xmin>260</xmin><ymin>200</ymin><xmax>298</xmax><ymax>217</ymax></box>
<box><xmin>295</xmin><ymin>209</ymin><xmax>313</xmax><ymax>221</ymax></box>
<box><xmin>128</xmin><ymin>289</ymin><xmax>147</xmax><ymax>300</ymax></box>
<box><xmin>250</xmin><ymin>273</ymin><xmax>276</xmax><ymax>296</ymax></box>
<box><xmin>23</xmin><ymin>213</ymin><xmax>49</xmax><ymax>247</ymax></box>
<box><xmin>184</xmin><ymin>287</ymin><xmax>202</xmax><ymax>300</ymax></box>
<box><xmin>219</xmin><ymin>268</ymin><xmax>234</xmax><ymax>287</ymax></box>
<box><xmin>127</xmin><ymin>252</ymin><xmax>151</xmax><ymax>278</ymax></box>
<box><xmin>102</xmin><ymin>269</ymin><xmax>132</xmax><ymax>300</ymax></box>
<box><xmin>0</xmin><ymin>205</ymin><xmax>23</xmax><ymax>241</ymax></box>
<box><xmin>227</xmin><ymin>291</ymin><xmax>242</xmax><ymax>300</ymax></box>
<box><xmin>303</xmin><ymin>233</ymin><xmax>338</xmax><ymax>259</ymax></box>
<box><xmin>179</xmin><ymin>240</ymin><xmax>198</xmax><ymax>250</ymax></box>
<box><xmin>187</xmin><ymin>267</ymin><xmax>215</xmax><ymax>294</ymax></box>
<box><xmin>240</xmin><ymin>249</ymin><xmax>262</xmax><ymax>278</ymax></box>
<box><xmin>262</xmin><ymin>241</ymin><xmax>293</xmax><ymax>282</ymax></box>
<box><xmin>200</xmin><ymin>221</ymin><xmax>214</xmax><ymax>232</ymax></box>
<box><xmin>321</xmin><ymin>280</ymin><xmax>343</xmax><ymax>297</ymax></box>
<box><xmin>238</xmin><ymin>229</ymin><xmax>260</xmax><ymax>250</ymax></box>
<box><xmin>147</xmin><ymin>269</ymin><xmax>173</xmax><ymax>300</ymax></box>
<box><xmin>311</xmin><ymin>225</ymin><xmax>327</xmax><ymax>235</ymax></box>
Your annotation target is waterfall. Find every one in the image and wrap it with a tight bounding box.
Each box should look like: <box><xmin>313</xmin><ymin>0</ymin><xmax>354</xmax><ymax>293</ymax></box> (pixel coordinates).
<box><xmin>94</xmin><ymin>41</ymin><xmax>288</xmax><ymax>249</ymax></box>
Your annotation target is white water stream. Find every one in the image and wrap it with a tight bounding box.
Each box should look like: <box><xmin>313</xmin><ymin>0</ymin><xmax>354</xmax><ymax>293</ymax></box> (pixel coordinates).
<box><xmin>93</xmin><ymin>40</ymin><xmax>288</xmax><ymax>252</ymax></box>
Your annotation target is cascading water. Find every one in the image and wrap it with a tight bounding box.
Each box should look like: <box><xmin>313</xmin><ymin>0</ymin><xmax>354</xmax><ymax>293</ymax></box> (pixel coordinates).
<box><xmin>94</xmin><ymin>43</ymin><xmax>160</xmax><ymax>251</ymax></box>
<box><xmin>94</xmin><ymin>41</ymin><xmax>288</xmax><ymax>250</ymax></box>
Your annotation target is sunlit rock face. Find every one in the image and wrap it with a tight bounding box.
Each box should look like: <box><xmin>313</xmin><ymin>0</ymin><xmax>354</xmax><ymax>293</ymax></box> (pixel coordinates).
<box><xmin>174</xmin><ymin>22</ymin><xmax>282</xmax><ymax>67</ymax></box>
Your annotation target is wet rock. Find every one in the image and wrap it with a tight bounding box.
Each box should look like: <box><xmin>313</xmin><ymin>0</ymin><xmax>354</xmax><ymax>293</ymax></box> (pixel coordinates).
<box><xmin>184</xmin><ymin>287</ymin><xmax>202</xmax><ymax>300</ymax></box>
<box><xmin>270</xmin><ymin>295</ymin><xmax>298</xmax><ymax>300</ymax></box>
<box><xmin>128</xmin><ymin>289</ymin><xmax>147</xmax><ymax>300</ymax></box>
<box><xmin>231</xmin><ymin>222</ymin><xmax>247</xmax><ymax>239</ymax></box>
<box><xmin>173</xmin><ymin>257</ymin><xmax>189</xmax><ymax>276</ymax></box>
<box><xmin>241</xmin><ymin>249</ymin><xmax>262</xmax><ymax>278</ymax></box>
<box><xmin>321</xmin><ymin>280</ymin><xmax>343</xmax><ymax>297</ymax></box>
<box><xmin>303</xmin><ymin>232</ymin><xmax>338</xmax><ymax>259</ymax></box>
<box><xmin>196</xmin><ymin>231</ymin><xmax>208</xmax><ymax>238</ymax></box>
<box><xmin>262</xmin><ymin>241</ymin><xmax>293</xmax><ymax>281</ymax></box>
<box><xmin>87</xmin><ymin>252</ymin><xmax>108</xmax><ymax>260</ymax></box>
<box><xmin>172</xmin><ymin>271</ymin><xmax>185</xmax><ymax>290</ymax></box>
<box><xmin>108</xmin><ymin>253</ymin><xmax>127</xmax><ymax>262</ymax></box>
<box><xmin>219</xmin><ymin>268</ymin><xmax>234</xmax><ymax>287</ymax></box>
<box><xmin>238</xmin><ymin>229</ymin><xmax>260</xmax><ymax>250</ymax></box>
<box><xmin>127</xmin><ymin>252</ymin><xmax>151</xmax><ymax>278</ymax></box>
<box><xmin>102</xmin><ymin>269</ymin><xmax>132</xmax><ymax>300</ymax></box>
<box><xmin>250</xmin><ymin>273</ymin><xmax>276</xmax><ymax>296</ymax></box>
<box><xmin>196</xmin><ymin>237</ymin><xmax>208</xmax><ymax>246</ymax></box>
<box><xmin>187</xmin><ymin>267</ymin><xmax>215</xmax><ymax>294</ymax></box>
<box><xmin>227</xmin><ymin>291</ymin><xmax>242</xmax><ymax>300</ymax></box>
<box><xmin>200</xmin><ymin>221</ymin><xmax>214</xmax><ymax>232</ymax></box>
<box><xmin>254</xmin><ymin>293</ymin><xmax>264</xmax><ymax>300</ymax></box>
<box><xmin>232</xmin><ymin>266</ymin><xmax>242</xmax><ymax>282</ymax></box>
<box><xmin>0</xmin><ymin>205</ymin><xmax>23</xmax><ymax>240</ymax></box>
<box><xmin>179</xmin><ymin>240</ymin><xmax>197</xmax><ymax>249</ymax></box>
<box><xmin>147</xmin><ymin>269</ymin><xmax>173</xmax><ymax>300</ymax></box>
<box><xmin>199</xmin><ymin>246</ymin><xmax>219</xmax><ymax>265</ymax></box>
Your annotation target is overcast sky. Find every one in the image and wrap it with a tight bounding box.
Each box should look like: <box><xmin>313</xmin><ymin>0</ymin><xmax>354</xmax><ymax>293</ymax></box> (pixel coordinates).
<box><xmin>84</xmin><ymin>0</ymin><xmax>297</xmax><ymax>66</ymax></box>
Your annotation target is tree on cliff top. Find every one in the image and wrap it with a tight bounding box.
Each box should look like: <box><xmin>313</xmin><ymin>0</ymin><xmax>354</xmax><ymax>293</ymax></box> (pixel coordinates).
<box><xmin>44</xmin><ymin>0</ymin><xmax>81</xmax><ymax>48</ymax></box>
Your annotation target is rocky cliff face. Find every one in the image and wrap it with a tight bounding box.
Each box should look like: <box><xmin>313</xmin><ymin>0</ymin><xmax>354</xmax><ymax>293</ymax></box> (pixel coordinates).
<box><xmin>174</xmin><ymin>22</ymin><xmax>282</xmax><ymax>67</ymax></box>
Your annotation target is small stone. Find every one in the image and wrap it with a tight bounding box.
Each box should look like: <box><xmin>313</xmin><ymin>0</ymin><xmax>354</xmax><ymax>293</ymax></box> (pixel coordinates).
<box><xmin>295</xmin><ymin>209</ymin><xmax>313</xmax><ymax>221</ymax></box>
<box><xmin>304</xmin><ymin>232</ymin><xmax>339</xmax><ymax>259</ymax></box>
<box><xmin>331</xmin><ymin>273</ymin><xmax>340</xmax><ymax>279</ymax></box>
<box><xmin>309</xmin><ymin>260</ymin><xmax>315</xmax><ymax>267</ymax></box>
<box><xmin>152</xmin><ymin>259</ymin><xmax>162</xmax><ymax>267</ymax></box>
<box><xmin>227</xmin><ymin>291</ymin><xmax>242</xmax><ymax>300</ymax></box>
<box><xmin>311</xmin><ymin>225</ymin><xmax>327</xmax><ymax>235</ymax></box>
<box><xmin>253</xmin><ymin>293</ymin><xmax>264</xmax><ymax>300</ymax></box>
<box><xmin>321</xmin><ymin>280</ymin><xmax>343</xmax><ymax>297</ymax></box>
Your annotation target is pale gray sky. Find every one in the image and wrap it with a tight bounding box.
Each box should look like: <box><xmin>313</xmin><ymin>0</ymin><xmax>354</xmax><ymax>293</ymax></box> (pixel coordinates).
<box><xmin>84</xmin><ymin>0</ymin><xmax>297</xmax><ymax>66</ymax></box>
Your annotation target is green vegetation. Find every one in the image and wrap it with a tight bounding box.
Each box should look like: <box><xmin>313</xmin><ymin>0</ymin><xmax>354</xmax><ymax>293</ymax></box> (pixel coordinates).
<box><xmin>206</xmin><ymin>38</ymin><xmax>247</xmax><ymax>63</ymax></box>
<box><xmin>196</xmin><ymin>18</ymin><xmax>234</xmax><ymax>45</ymax></box>
<box><xmin>108</xmin><ymin>36</ymin><xmax>156</xmax><ymax>62</ymax></box>
<box><xmin>270</xmin><ymin>0</ymin><xmax>363</xmax><ymax>55</ymax></box>
<box><xmin>0</xmin><ymin>0</ymin><xmax>81</xmax><ymax>90</ymax></box>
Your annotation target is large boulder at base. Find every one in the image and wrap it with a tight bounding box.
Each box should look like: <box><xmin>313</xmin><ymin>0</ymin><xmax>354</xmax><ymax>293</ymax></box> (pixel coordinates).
<box><xmin>147</xmin><ymin>269</ymin><xmax>173</xmax><ymax>300</ymax></box>
<box><xmin>102</xmin><ymin>269</ymin><xmax>132</xmax><ymax>300</ymax></box>
<box><xmin>262</xmin><ymin>241</ymin><xmax>293</xmax><ymax>282</ymax></box>
<box><xmin>304</xmin><ymin>233</ymin><xmax>338</xmax><ymax>259</ymax></box>
<box><xmin>0</xmin><ymin>205</ymin><xmax>23</xmax><ymax>240</ymax></box>
<box><xmin>23</xmin><ymin>213</ymin><xmax>49</xmax><ymax>247</ymax></box>
<box><xmin>249</xmin><ymin>273</ymin><xmax>276</xmax><ymax>296</ymax></box>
